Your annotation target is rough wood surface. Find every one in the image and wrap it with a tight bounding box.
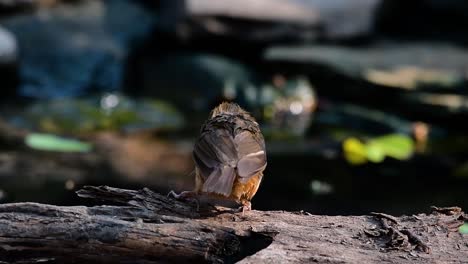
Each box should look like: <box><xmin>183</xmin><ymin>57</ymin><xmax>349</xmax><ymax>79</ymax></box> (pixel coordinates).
<box><xmin>0</xmin><ymin>186</ymin><xmax>466</xmax><ymax>263</ymax></box>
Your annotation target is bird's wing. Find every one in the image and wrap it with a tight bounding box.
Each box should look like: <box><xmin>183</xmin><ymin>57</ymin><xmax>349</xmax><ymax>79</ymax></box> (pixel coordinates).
<box><xmin>235</xmin><ymin>130</ymin><xmax>267</xmax><ymax>182</ymax></box>
<box><xmin>193</xmin><ymin>128</ymin><xmax>238</xmax><ymax>196</ymax></box>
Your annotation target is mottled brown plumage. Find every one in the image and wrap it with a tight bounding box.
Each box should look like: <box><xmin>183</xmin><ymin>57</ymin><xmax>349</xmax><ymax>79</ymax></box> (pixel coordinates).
<box><xmin>169</xmin><ymin>102</ymin><xmax>267</xmax><ymax>211</ymax></box>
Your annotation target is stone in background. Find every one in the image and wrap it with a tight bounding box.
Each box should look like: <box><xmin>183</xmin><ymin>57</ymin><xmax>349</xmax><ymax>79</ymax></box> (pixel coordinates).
<box><xmin>1</xmin><ymin>0</ymin><xmax>155</xmax><ymax>98</ymax></box>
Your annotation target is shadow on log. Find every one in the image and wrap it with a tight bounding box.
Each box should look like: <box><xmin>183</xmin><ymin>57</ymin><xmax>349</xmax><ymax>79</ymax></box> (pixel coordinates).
<box><xmin>0</xmin><ymin>186</ymin><xmax>466</xmax><ymax>263</ymax></box>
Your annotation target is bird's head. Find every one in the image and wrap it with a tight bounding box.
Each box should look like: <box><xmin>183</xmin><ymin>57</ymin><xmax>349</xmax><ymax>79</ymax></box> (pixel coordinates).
<box><xmin>210</xmin><ymin>102</ymin><xmax>248</xmax><ymax>118</ymax></box>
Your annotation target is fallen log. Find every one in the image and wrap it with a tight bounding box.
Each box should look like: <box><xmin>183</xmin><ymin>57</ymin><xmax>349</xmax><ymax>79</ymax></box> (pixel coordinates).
<box><xmin>0</xmin><ymin>186</ymin><xmax>466</xmax><ymax>263</ymax></box>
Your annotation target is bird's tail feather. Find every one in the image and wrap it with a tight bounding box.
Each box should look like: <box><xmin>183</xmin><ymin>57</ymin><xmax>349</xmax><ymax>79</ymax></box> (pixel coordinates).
<box><xmin>202</xmin><ymin>166</ymin><xmax>236</xmax><ymax>196</ymax></box>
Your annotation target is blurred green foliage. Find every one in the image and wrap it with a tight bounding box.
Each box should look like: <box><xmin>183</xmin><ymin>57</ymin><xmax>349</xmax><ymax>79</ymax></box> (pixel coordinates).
<box><xmin>343</xmin><ymin>134</ymin><xmax>414</xmax><ymax>165</ymax></box>
<box><xmin>25</xmin><ymin>133</ymin><xmax>92</xmax><ymax>153</ymax></box>
<box><xmin>459</xmin><ymin>223</ymin><xmax>468</xmax><ymax>234</ymax></box>
<box><xmin>9</xmin><ymin>94</ymin><xmax>184</xmax><ymax>134</ymax></box>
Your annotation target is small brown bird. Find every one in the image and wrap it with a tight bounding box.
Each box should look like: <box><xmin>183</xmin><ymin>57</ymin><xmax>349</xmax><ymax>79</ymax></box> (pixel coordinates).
<box><xmin>169</xmin><ymin>102</ymin><xmax>267</xmax><ymax>211</ymax></box>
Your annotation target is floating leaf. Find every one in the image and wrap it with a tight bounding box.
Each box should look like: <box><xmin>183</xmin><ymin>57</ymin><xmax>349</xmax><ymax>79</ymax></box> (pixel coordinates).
<box><xmin>368</xmin><ymin>134</ymin><xmax>414</xmax><ymax>160</ymax></box>
<box><xmin>25</xmin><ymin>133</ymin><xmax>92</xmax><ymax>153</ymax></box>
<box><xmin>343</xmin><ymin>134</ymin><xmax>414</xmax><ymax>165</ymax></box>
<box><xmin>343</xmin><ymin>137</ymin><xmax>367</xmax><ymax>165</ymax></box>
<box><xmin>460</xmin><ymin>223</ymin><xmax>468</xmax><ymax>234</ymax></box>
<box><xmin>365</xmin><ymin>142</ymin><xmax>385</xmax><ymax>163</ymax></box>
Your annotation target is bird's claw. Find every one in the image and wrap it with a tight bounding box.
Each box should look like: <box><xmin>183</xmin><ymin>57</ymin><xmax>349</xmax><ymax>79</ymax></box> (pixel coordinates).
<box><xmin>167</xmin><ymin>190</ymin><xmax>181</xmax><ymax>199</ymax></box>
<box><xmin>167</xmin><ymin>190</ymin><xmax>200</xmax><ymax>211</ymax></box>
<box><xmin>167</xmin><ymin>190</ymin><xmax>197</xmax><ymax>200</ymax></box>
<box><xmin>236</xmin><ymin>201</ymin><xmax>252</xmax><ymax>215</ymax></box>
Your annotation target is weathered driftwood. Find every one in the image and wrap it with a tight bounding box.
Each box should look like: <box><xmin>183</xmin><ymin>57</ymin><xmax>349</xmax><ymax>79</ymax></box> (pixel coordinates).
<box><xmin>0</xmin><ymin>186</ymin><xmax>466</xmax><ymax>263</ymax></box>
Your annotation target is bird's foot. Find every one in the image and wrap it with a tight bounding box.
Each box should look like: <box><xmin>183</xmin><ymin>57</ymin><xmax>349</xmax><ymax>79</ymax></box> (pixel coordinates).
<box><xmin>167</xmin><ymin>190</ymin><xmax>191</xmax><ymax>199</ymax></box>
<box><xmin>236</xmin><ymin>201</ymin><xmax>252</xmax><ymax>215</ymax></box>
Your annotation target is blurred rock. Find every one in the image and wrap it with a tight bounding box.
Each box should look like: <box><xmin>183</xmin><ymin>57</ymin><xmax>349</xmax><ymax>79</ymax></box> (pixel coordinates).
<box><xmin>157</xmin><ymin>0</ymin><xmax>382</xmax><ymax>42</ymax></box>
<box><xmin>0</xmin><ymin>26</ymin><xmax>16</xmax><ymax>63</ymax></box>
<box><xmin>0</xmin><ymin>0</ymin><xmax>67</xmax><ymax>15</ymax></box>
<box><xmin>265</xmin><ymin>42</ymin><xmax>468</xmax><ymax>129</ymax></box>
<box><xmin>265</xmin><ymin>42</ymin><xmax>468</xmax><ymax>90</ymax></box>
<box><xmin>316</xmin><ymin>104</ymin><xmax>417</xmax><ymax>136</ymax></box>
<box><xmin>364</xmin><ymin>67</ymin><xmax>462</xmax><ymax>90</ymax></box>
<box><xmin>1</xmin><ymin>0</ymin><xmax>154</xmax><ymax>98</ymax></box>
<box><xmin>131</xmin><ymin>53</ymin><xmax>259</xmax><ymax>118</ymax></box>
<box><xmin>403</xmin><ymin>93</ymin><xmax>468</xmax><ymax>122</ymax></box>
<box><xmin>0</xmin><ymin>26</ymin><xmax>18</xmax><ymax>98</ymax></box>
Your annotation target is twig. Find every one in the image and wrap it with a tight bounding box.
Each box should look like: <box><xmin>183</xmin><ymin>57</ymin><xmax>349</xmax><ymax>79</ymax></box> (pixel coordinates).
<box><xmin>371</xmin><ymin>212</ymin><xmax>431</xmax><ymax>253</ymax></box>
<box><xmin>371</xmin><ymin>212</ymin><xmax>400</xmax><ymax>225</ymax></box>
<box><xmin>401</xmin><ymin>229</ymin><xmax>431</xmax><ymax>253</ymax></box>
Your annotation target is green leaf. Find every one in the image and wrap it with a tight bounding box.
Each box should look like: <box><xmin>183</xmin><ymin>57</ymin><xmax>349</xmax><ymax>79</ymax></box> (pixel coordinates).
<box><xmin>25</xmin><ymin>133</ymin><xmax>92</xmax><ymax>153</ymax></box>
<box><xmin>460</xmin><ymin>223</ymin><xmax>468</xmax><ymax>234</ymax></box>
<box><xmin>365</xmin><ymin>142</ymin><xmax>385</xmax><ymax>163</ymax></box>
<box><xmin>367</xmin><ymin>134</ymin><xmax>414</xmax><ymax>160</ymax></box>
<box><xmin>343</xmin><ymin>134</ymin><xmax>414</xmax><ymax>165</ymax></box>
<box><xmin>343</xmin><ymin>137</ymin><xmax>367</xmax><ymax>165</ymax></box>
